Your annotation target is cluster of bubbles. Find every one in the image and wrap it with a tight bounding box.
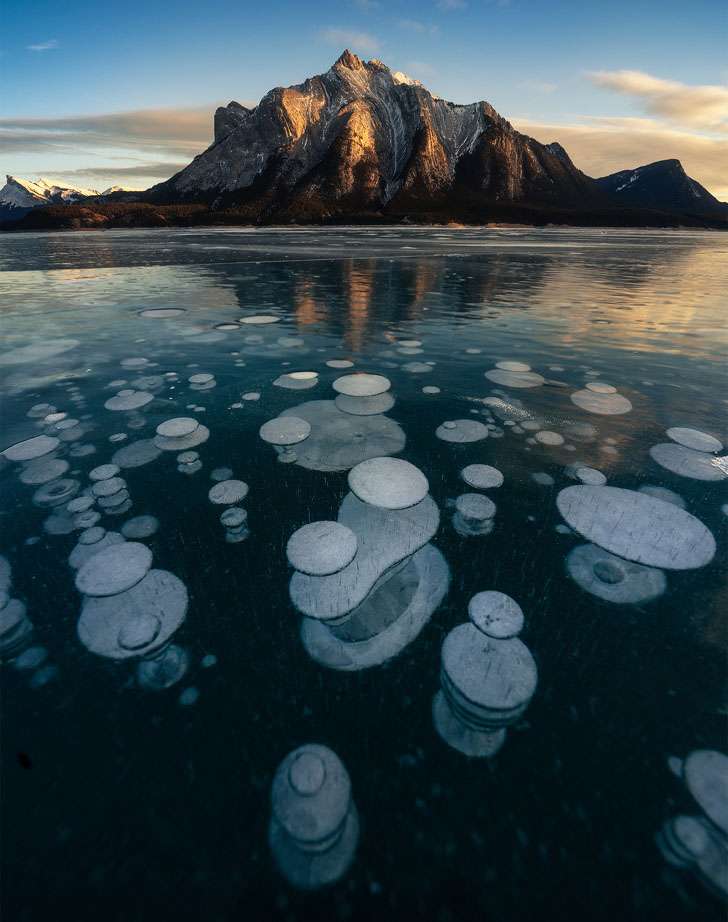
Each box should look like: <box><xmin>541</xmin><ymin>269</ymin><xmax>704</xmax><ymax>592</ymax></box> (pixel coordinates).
<box><xmin>658</xmin><ymin>750</ymin><xmax>727</xmax><ymax>899</ymax></box>
<box><xmin>433</xmin><ymin>591</ymin><xmax>537</xmax><ymax>758</ymax></box>
<box><xmin>287</xmin><ymin>456</ymin><xmax>449</xmax><ymax>672</ymax></box>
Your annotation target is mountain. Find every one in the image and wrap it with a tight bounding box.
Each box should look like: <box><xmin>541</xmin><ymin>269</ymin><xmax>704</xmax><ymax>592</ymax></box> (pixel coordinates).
<box><xmin>5</xmin><ymin>53</ymin><xmax>727</xmax><ymax>230</ymax></box>
<box><xmin>596</xmin><ymin>160</ymin><xmax>728</xmax><ymax>220</ymax></box>
<box><xmin>147</xmin><ymin>49</ymin><xmax>600</xmax><ymax>221</ymax></box>
<box><xmin>0</xmin><ymin>175</ymin><xmax>100</xmax><ymax>222</ymax></box>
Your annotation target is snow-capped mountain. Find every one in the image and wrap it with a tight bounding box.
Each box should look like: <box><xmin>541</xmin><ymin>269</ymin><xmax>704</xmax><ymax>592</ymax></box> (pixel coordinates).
<box><xmin>596</xmin><ymin>160</ymin><xmax>728</xmax><ymax>220</ymax></box>
<box><xmin>148</xmin><ymin>49</ymin><xmax>597</xmax><ymax>220</ymax></box>
<box><xmin>0</xmin><ymin>175</ymin><xmax>100</xmax><ymax>221</ymax></box>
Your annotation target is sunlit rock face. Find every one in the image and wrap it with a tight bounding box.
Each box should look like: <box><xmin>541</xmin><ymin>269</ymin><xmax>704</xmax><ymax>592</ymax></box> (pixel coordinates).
<box><xmin>148</xmin><ymin>50</ymin><xmax>596</xmax><ymax>217</ymax></box>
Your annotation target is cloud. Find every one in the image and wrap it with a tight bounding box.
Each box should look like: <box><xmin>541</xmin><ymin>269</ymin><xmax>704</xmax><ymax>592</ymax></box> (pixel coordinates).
<box><xmin>588</xmin><ymin>70</ymin><xmax>728</xmax><ymax>131</ymax></box>
<box><xmin>27</xmin><ymin>39</ymin><xmax>58</xmax><ymax>52</ymax></box>
<box><xmin>0</xmin><ymin>106</ymin><xmax>216</xmax><ymax>159</ymax></box>
<box><xmin>406</xmin><ymin>61</ymin><xmax>437</xmax><ymax>80</ymax></box>
<box><xmin>353</xmin><ymin>0</ymin><xmax>380</xmax><ymax>10</ymax></box>
<box><xmin>319</xmin><ymin>28</ymin><xmax>380</xmax><ymax>54</ymax></box>
<box><xmin>514</xmin><ymin>115</ymin><xmax>728</xmax><ymax>200</ymax></box>
<box><xmin>436</xmin><ymin>0</ymin><xmax>467</xmax><ymax>9</ymax></box>
<box><xmin>65</xmin><ymin>162</ymin><xmax>189</xmax><ymax>180</ymax></box>
<box><xmin>398</xmin><ymin>19</ymin><xmax>440</xmax><ymax>36</ymax></box>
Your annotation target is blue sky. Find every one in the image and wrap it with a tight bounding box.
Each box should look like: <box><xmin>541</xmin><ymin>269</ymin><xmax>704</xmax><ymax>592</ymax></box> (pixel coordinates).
<box><xmin>2</xmin><ymin>0</ymin><xmax>727</xmax><ymax>195</ymax></box>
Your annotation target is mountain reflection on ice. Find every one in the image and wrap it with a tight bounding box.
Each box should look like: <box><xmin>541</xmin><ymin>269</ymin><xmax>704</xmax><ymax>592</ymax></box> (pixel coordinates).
<box><xmin>1</xmin><ymin>227</ymin><xmax>726</xmax><ymax>922</ymax></box>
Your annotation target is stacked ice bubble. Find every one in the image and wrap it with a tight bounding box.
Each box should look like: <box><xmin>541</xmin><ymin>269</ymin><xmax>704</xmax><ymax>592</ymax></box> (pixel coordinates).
<box><xmin>433</xmin><ymin>591</ymin><xmax>537</xmax><ymax>758</ymax></box>
<box><xmin>287</xmin><ymin>457</ymin><xmax>449</xmax><ymax>671</ymax></box>
<box><xmin>260</xmin><ymin>373</ymin><xmax>405</xmax><ymax>472</ymax></box>
<box><xmin>269</xmin><ymin>744</ymin><xmax>359</xmax><ymax>890</ymax></box>
<box><xmin>75</xmin><ymin>540</ymin><xmax>189</xmax><ymax>690</ymax></box>
<box><xmin>0</xmin><ymin>555</ymin><xmax>33</xmax><ymax>660</ymax></box>
<box><xmin>658</xmin><ymin>750</ymin><xmax>728</xmax><ymax>899</ymax></box>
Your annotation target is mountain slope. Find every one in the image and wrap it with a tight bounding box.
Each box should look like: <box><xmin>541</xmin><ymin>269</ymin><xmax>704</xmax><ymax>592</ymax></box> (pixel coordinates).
<box><xmin>596</xmin><ymin>160</ymin><xmax>728</xmax><ymax>220</ymax></box>
<box><xmin>0</xmin><ymin>175</ymin><xmax>100</xmax><ymax>222</ymax></box>
<box><xmin>148</xmin><ymin>50</ymin><xmax>600</xmax><ymax>220</ymax></box>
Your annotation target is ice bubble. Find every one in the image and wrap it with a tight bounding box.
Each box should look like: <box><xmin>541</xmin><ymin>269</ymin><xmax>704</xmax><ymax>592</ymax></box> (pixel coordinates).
<box><xmin>496</xmin><ymin>361</ymin><xmax>531</xmax><ymax>372</ymax></box>
<box><xmin>274</xmin><ymin>372</ymin><xmax>319</xmax><ymax>390</ymax></box>
<box><xmin>179</xmin><ymin>686</ymin><xmax>199</xmax><ymax>706</ymax></box>
<box><xmin>556</xmin><ymin>485</ymin><xmax>715</xmax><ymax>570</ymax></box>
<box><xmin>334</xmin><ymin>392</ymin><xmax>395</xmax><ymax>416</ymax></box>
<box><xmin>485</xmin><ymin>368</ymin><xmax>545</xmax><ymax>388</ymax></box>
<box><xmin>188</xmin><ymin>373</ymin><xmax>214</xmax><ymax>385</ymax></box>
<box><xmin>78</xmin><ymin>569</ymin><xmax>187</xmax><ymax>660</ymax></box>
<box><xmin>435</xmin><ymin>419</ymin><xmax>489</xmax><ymax>443</ymax></box>
<box><xmin>566</xmin><ymin>543</ymin><xmax>666</xmax><ymax>604</ymax></box>
<box><xmin>69</xmin><ymin>530</ymin><xmax>125</xmax><ymax>570</ymax></box>
<box><xmin>33</xmin><ymin>478</ymin><xmax>79</xmax><ymax>508</ymax></box>
<box><xmin>104</xmin><ymin>390</ymin><xmax>154</xmax><ymax>411</ymax></box>
<box><xmin>287</xmin><ymin>522</ymin><xmax>358</xmax><ymax>576</ymax></box>
<box><xmin>585</xmin><ymin>382</ymin><xmax>617</xmax><ymax>394</ymax></box>
<box><xmin>291</xmin><ymin>493</ymin><xmax>438</xmax><ymax>622</ymax></box>
<box><xmin>638</xmin><ymin>485</ymin><xmax>686</xmax><ymax>508</ymax></box>
<box><xmin>75</xmin><ymin>541</ymin><xmax>153</xmax><ymax>597</ymax></box>
<box><xmin>28</xmin><ymin>403</ymin><xmax>56</xmax><ymax>418</ymax></box>
<box><xmin>239</xmin><ymin>314</ymin><xmax>280</xmax><ymax>325</ymax></box>
<box><xmin>422</xmin><ymin>386</ymin><xmax>440</xmax><ymax>395</ymax></box>
<box><xmin>455</xmin><ymin>493</ymin><xmax>496</xmax><ymax>521</ymax></box>
<box><xmin>67</xmin><ymin>495</ymin><xmax>94</xmax><ymax>514</ymax></box>
<box><xmin>0</xmin><ymin>339</ymin><xmax>79</xmax><ymax>367</ymax></box>
<box><xmin>650</xmin><ymin>443</ymin><xmax>727</xmax><ymax>481</ymax></box>
<box><xmin>156</xmin><ymin>417</ymin><xmax>199</xmax><ymax>438</ymax></box>
<box><xmin>154</xmin><ymin>425</ymin><xmax>210</xmax><ymax>451</ymax></box>
<box><xmin>118</xmin><ymin>611</ymin><xmax>162</xmax><ymax>651</ymax></box>
<box><xmin>259</xmin><ymin>416</ymin><xmax>312</xmax><ymax>446</ymax></box>
<box><xmin>208</xmin><ymin>479</ymin><xmax>249</xmax><ymax>505</ymax></box>
<box><xmin>19</xmin><ymin>457</ymin><xmax>69</xmax><ymax>485</ymax></box>
<box><xmin>242</xmin><ymin>392</ymin><xmax>261</xmax><ymax>401</ymax></box>
<box><xmin>684</xmin><ymin>750</ymin><xmax>728</xmax><ymax>835</ymax></box>
<box><xmin>468</xmin><ymin>591</ymin><xmax>524</xmax><ymax>639</ymax></box>
<box><xmin>121</xmin><ymin>515</ymin><xmax>160</xmax><ymax>540</ymax></box>
<box><xmin>535</xmin><ymin>431</ymin><xmax>564</xmax><ymax>446</ymax></box>
<box><xmin>348</xmin><ymin>457</ymin><xmax>428</xmax><ymax>510</ymax></box>
<box><xmin>92</xmin><ymin>476</ymin><xmax>126</xmax><ymax>499</ymax></box>
<box><xmin>461</xmin><ymin>465</ymin><xmax>503</xmax><ymax>489</ymax></box>
<box><xmin>571</xmin><ymin>389</ymin><xmax>632</xmax><ymax>415</ymax></box>
<box><xmin>112</xmin><ymin>439</ymin><xmax>162</xmax><ymax>468</ymax></box>
<box><xmin>279</xmin><ymin>401</ymin><xmax>406</xmax><ymax>473</ymax></box>
<box><xmin>220</xmin><ymin>507</ymin><xmax>247</xmax><ymax>528</ymax></box>
<box><xmin>332</xmin><ymin>373</ymin><xmax>391</xmax><ymax>397</ymax></box>
<box><xmin>269</xmin><ymin>744</ymin><xmax>358</xmax><ymax>890</ymax></box>
<box><xmin>90</xmin><ymin>463</ymin><xmax>121</xmax><ymax>481</ymax></box>
<box><xmin>210</xmin><ymin>467</ymin><xmax>233</xmax><ymax>482</ymax></box>
<box><xmin>1</xmin><ymin>598</ymin><xmax>33</xmax><ymax>657</ymax></box>
<box><xmin>575</xmin><ymin>467</ymin><xmax>607</xmax><ymax>486</ymax></box>
<box><xmin>326</xmin><ymin>359</ymin><xmax>354</xmax><ymax>369</ymax></box>
<box><xmin>13</xmin><ymin>645</ymin><xmax>48</xmax><ymax>671</ymax></box>
<box><xmin>139</xmin><ymin>308</ymin><xmax>186</xmax><ymax>318</ymax></box>
<box><xmin>3</xmin><ymin>435</ymin><xmax>59</xmax><ymax>462</ymax></box>
<box><xmin>201</xmin><ymin>653</ymin><xmax>217</xmax><ymax>668</ymax></box>
<box><xmin>177</xmin><ymin>451</ymin><xmax>199</xmax><ymax>465</ymax></box>
<box><xmin>137</xmin><ymin>644</ymin><xmax>189</xmax><ymax>689</ymax></box>
<box><xmin>666</xmin><ymin>427</ymin><xmax>723</xmax><ymax>453</ymax></box>
<box><xmin>120</xmin><ymin>358</ymin><xmax>150</xmax><ymax>369</ymax></box>
<box><xmin>399</xmin><ymin>340</ymin><xmax>423</xmax><ymax>348</ymax></box>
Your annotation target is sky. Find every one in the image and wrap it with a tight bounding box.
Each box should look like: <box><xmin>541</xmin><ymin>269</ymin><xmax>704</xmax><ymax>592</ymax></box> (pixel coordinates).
<box><xmin>2</xmin><ymin>0</ymin><xmax>727</xmax><ymax>197</ymax></box>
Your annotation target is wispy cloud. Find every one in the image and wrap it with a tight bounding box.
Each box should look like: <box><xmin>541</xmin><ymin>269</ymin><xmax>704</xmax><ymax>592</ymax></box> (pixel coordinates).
<box><xmin>398</xmin><ymin>19</ymin><xmax>440</xmax><ymax>36</ymax></box>
<box><xmin>406</xmin><ymin>60</ymin><xmax>437</xmax><ymax>80</ymax></box>
<box><xmin>320</xmin><ymin>28</ymin><xmax>380</xmax><ymax>55</ymax></box>
<box><xmin>588</xmin><ymin>70</ymin><xmax>728</xmax><ymax>132</ymax></box>
<box><xmin>353</xmin><ymin>0</ymin><xmax>380</xmax><ymax>10</ymax></box>
<box><xmin>436</xmin><ymin>0</ymin><xmax>467</xmax><ymax>10</ymax></box>
<box><xmin>515</xmin><ymin>115</ymin><xmax>728</xmax><ymax>200</ymax></box>
<box><xmin>0</xmin><ymin>107</ymin><xmax>217</xmax><ymax>158</ymax></box>
<box><xmin>27</xmin><ymin>39</ymin><xmax>58</xmax><ymax>52</ymax></box>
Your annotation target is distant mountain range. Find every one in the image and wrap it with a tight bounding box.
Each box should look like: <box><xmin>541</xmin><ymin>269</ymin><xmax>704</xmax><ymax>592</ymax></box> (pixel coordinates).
<box><xmin>4</xmin><ymin>51</ymin><xmax>727</xmax><ymax>230</ymax></box>
<box><xmin>0</xmin><ymin>176</ymin><xmax>131</xmax><ymax>223</ymax></box>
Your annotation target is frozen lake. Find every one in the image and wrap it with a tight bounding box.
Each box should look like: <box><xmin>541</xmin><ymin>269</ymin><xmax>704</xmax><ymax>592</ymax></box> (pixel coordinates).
<box><xmin>1</xmin><ymin>227</ymin><xmax>726</xmax><ymax>921</ymax></box>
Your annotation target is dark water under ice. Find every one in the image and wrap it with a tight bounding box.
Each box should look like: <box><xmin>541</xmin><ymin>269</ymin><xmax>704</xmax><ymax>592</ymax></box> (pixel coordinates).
<box><xmin>1</xmin><ymin>227</ymin><xmax>726</xmax><ymax>922</ymax></box>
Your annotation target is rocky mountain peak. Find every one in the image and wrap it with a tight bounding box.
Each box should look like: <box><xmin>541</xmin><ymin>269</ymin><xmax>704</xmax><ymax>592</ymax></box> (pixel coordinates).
<box><xmin>335</xmin><ymin>49</ymin><xmax>365</xmax><ymax>71</ymax></box>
